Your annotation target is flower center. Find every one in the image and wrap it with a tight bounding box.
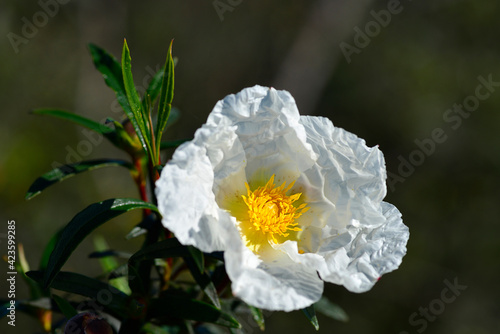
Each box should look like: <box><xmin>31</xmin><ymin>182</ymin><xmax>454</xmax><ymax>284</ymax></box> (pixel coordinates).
<box><xmin>242</xmin><ymin>175</ymin><xmax>308</xmax><ymax>244</ymax></box>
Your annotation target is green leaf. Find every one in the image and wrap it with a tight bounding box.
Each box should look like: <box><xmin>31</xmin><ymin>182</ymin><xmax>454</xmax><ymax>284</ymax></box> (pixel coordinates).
<box><xmin>141</xmin><ymin>67</ymin><xmax>164</xmax><ymax>111</ymax></box>
<box><xmin>302</xmin><ymin>304</ymin><xmax>319</xmax><ymax>331</ymax></box>
<box><xmin>155</xmin><ymin>40</ymin><xmax>175</xmax><ymax>158</ymax></box>
<box><xmin>142</xmin><ymin>56</ymin><xmax>178</xmax><ymax>110</ymax></box>
<box><xmin>187</xmin><ymin>246</ymin><xmax>204</xmax><ymax>273</ymax></box>
<box><xmin>315</xmin><ymin>296</ymin><xmax>349</xmax><ymax>322</ymax></box>
<box><xmin>148</xmin><ymin>294</ymin><xmax>240</xmax><ymax>328</ymax></box>
<box><xmin>93</xmin><ymin>235</ymin><xmax>131</xmax><ymax>295</ymax></box>
<box><xmin>121</xmin><ymin>39</ymin><xmax>152</xmax><ymax>157</ymax></box>
<box><xmin>183</xmin><ymin>252</ymin><xmax>220</xmax><ymax>308</ymax></box>
<box><xmin>249</xmin><ymin>305</ymin><xmax>265</xmax><ymax>331</ymax></box>
<box><xmin>140</xmin><ymin>323</ymin><xmax>173</xmax><ymax>334</ymax></box>
<box><xmin>39</xmin><ymin>229</ymin><xmax>62</xmax><ymax>271</ymax></box>
<box><xmin>52</xmin><ymin>294</ymin><xmax>78</xmax><ymax>319</ymax></box>
<box><xmin>93</xmin><ymin>236</ymin><xmax>119</xmax><ymax>273</ymax></box>
<box><xmin>26</xmin><ymin>159</ymin><xmax>133</xmax><ymax>200</ymax></box>
<box><xmin>32</xmin><ymin>108</ymin><xmax>114</xmax><ymax>135</ymax></box>
<box><xmin>88</xmin><ymin>43</ymin><xmax>133</xmax><ymax>119</ymax></box>
<box><xmin>128</xmin><ymin>238</ymin><xmax>188</xmax><ymax>263</ymax></box>
<box><xmin>88</xmin><ymin>250</ymin><xmax>132</xmax><ymax>260</ymax></box>
<box><xmin>42</xmin><ymin>198</ymin><xmax>158</xmax><ymax>288</ymax></box>
<box><xmin>32</xmin><ymin>109</ymin><xmax>121</xmax><ymax>146</ymax></box>
<box><xmin>16</xmin><ymin>244</ymin><xmax>47</xmax><ymax>300</ymax></box>
<box><xmin>28</xmin><ymin>271</ymin><xmax>132</xmax><ymax>319</ymax></box>
<box><xmin>106</xmin><ymin>118</ymin><xmax>143</xmax><ymax>156</ymax></box>
<box><xmin>107</xmin><ymin>264</ymin><xmax>128</xmax><ymax>280</ymax></box>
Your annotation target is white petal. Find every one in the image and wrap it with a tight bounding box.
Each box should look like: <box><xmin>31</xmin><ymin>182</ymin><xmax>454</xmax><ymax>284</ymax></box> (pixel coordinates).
<box><xmin>318</xmin><ymin>203</ymin><xmax>408</xmax><ymax>292</ymax></box>
<box><xmin>299</xmin><ymin>115</ymin><xmax>387</xmax><ymax>204</ymax></box>
<box><xmin>224</xmin><ymin>234</ymin><xmax>324</xmax><ymax>311</ymax></box>
<box><xmin>211</xmin><ymin>86</ymin><xmax>317</xmax><ymax>181</ymax></box>
<box><xmin>296</xmin><ymin>116</ymin><xmax>408</xmax><ymax>292</ymax></box>
<box><xmin>155</xmin><ymin>141</ymin><xmax>236</xmax><ymax>252</ymax></box>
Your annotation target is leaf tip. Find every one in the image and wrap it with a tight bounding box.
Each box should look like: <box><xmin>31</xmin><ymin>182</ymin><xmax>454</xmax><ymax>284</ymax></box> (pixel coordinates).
<box><xmin>25</xmin><ymin>191</ymin><xmax>39</xmax><ymax>201</ymax></box>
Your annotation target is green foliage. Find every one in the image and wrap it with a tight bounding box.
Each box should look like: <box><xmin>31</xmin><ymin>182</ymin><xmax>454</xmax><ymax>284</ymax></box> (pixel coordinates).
<box><xmin>315</xmin><ymin>296</ymin><xmax>349</xmax><ymax>322</ymax></box>
<box><xmin>155</xmin><ymin>40</ymin><xmax>175</xmax><ymax>162</ymax></box>
<box><xmin>302</xmin><ymin>304</ymin><xmax>319</xmax><ymax>331</ymax></box>
<box><xmin>52</xmin><ymin>294</ymin><xmax>78</xmax><ymax>319</ymax></box>
<box><xmin>121</xmin><ymin>39</ymin><xmax>153</xmax><ymax>158</ymax></box>
<box><xmin>42</xmin><ymin>198</ymin><xmax>159</xmax><ymax>289</ymax></box>
<box><xmin>28</xmin><ymin>271</ymin><xmax>131</xmax><ymax>319</ymax></box>
<box><xmin>26</xmin><ymin>159</ymin><xmax>133</xmax><ymax>200</ymax></box>
<box><xmin>32</xmin><ymin>109</ymin><xmax>115</xmax><ymax>138</ymax></box>
<box><xmin>147</xmin><ymin>294</ymin><xmax>240</xmax><ymax>328</ymax></box>
<box><xmin>249</xmin><ymin>305</ymin><xmax>265</xmax><ymax>330</ymax></box>
<box><xmin>93</xmin><ymin>235</ymin><xmax>132</xmax><ymax>295</ymax></box>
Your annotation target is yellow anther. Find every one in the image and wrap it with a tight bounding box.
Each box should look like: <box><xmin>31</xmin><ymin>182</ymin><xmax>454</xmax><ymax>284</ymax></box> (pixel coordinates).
<box><xmin>242</xmin><ymin>175</ymin><xmax>308</xmax><ymax>244</ymax></box>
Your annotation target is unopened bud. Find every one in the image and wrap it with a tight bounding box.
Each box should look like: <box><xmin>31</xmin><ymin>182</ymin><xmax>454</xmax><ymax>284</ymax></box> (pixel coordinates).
<box><xmin>64</xmin><ymin>312</ymin><xmax>114</xmax><ymax>334</ymax></box>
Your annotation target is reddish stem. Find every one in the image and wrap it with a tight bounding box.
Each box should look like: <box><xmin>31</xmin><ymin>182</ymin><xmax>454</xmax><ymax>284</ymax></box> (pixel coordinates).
<box><xmin>133</xmin><ymin>157</ymin><xmax>151</xmax><ymax>217</ymax></box>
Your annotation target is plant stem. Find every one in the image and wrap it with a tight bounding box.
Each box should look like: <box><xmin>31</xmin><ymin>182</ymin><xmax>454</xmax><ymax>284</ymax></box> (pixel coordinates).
<box><xmin>132</xmin><ymin>156</ymin><xmax>151</xmax><ymax>217</ymax></box>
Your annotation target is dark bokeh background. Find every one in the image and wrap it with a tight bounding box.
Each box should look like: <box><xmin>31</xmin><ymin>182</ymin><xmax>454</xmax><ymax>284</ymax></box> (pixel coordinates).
<box><xmin>1</xmin><ymin>0</ymin><xmax>500</xmax><ymax>333</ymax></box>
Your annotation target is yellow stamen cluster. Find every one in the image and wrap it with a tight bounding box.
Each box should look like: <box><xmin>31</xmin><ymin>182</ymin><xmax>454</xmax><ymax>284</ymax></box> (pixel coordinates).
<box><xmin>242</xmin><ymin>175</ymin><xmax>308</xmax><ymax>244</ymax></box>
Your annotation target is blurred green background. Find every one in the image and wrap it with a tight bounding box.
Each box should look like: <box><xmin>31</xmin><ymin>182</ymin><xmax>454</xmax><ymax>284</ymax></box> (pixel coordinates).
<box><xmin>1</xmin><ymin>0</ymin><xmax>500</xmax><ymax>333</ymax></box>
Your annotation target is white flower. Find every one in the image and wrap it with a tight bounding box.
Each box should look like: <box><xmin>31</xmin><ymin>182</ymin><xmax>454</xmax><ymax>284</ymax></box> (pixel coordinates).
<box><xmin>156</xmin><ymin>86</ymin><xmax>409</xmax><ymax>311</ymax></box>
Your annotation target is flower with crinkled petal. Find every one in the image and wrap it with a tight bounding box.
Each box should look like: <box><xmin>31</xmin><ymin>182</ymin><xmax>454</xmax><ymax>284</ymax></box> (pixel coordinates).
<box><xmin>156</xmin><ymin>85</ymin><xmax>409</xmax><ymax>311</ymax></box>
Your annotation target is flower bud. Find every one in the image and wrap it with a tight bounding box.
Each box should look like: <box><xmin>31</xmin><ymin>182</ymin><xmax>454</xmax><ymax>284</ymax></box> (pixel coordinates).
<box><xmin>64</xmin><ymin>312</ymin><xmax>114</xmax><ymax>334</ymax></box>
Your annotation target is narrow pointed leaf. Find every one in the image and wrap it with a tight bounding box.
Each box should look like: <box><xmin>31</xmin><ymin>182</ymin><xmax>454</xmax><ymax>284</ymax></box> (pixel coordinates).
<box><xmin>88</xmin><ymin>250</ymin><xmax>132</xmax><ymax>260</ymax></box>
<box><xmin>249</xmin><ymin>305</ymin><xmax>265</xmax><ymax>331</ymax></box>
<box><xmin>141</xmin><ymin>67</ymin><xmax>164</xmax><ymax>111</ymax></box>
<box><xmin>42</xmin><ymin>198</ymin><xmax>158</xmax><ymax>288</ymax></box>
<box><xmin>108</xmin><ymin>264</ymin><xmax>128</xmax><ymax>280</ymax></box>
<box><xmin>28</xmin><ymin>271</ymin><xmax>131</xmax><ymax>319</ymax></box>
<box><xmin>129</xmin><ymin>238</ymin><xmax>188</xmax><ymax>263</ymax></box>
<box><xmin>88</xmin><ymin>43</ymin><xmax>133</xmax><ymax>117</ymax></box>
<box><xmin>32</xmin><ymin>109</ymin><xmax>118</xmax><ymax>142</ymax></box>
<box><xmin>93</xmin><ymin>236</ymin><xmax>131</xmax><ymax>295</ymax></box>
<box><xmin>187</xmin><ymin>246</ymin><xmax>204</xmax><ymax>273</ymax></box>
<box><xmin>32</xmin><ymin>109</ymin><xmax>114</xmax><ymax>135</ymax></box>
<box><xmin>52</xmin><ymin>294</ymin><xmax>78</xmax><ymax>319</ymax></box>
<box><xmin>183</xmin><ymin>254</ymin><xmax>220</xmax><ymax>308</ymax></box>
<box><xmin>315</xmin><ymin>296</ymin><xmax>349</xmax><ymax>322</ymax></box>
<box><xmin>142</xmin><ymin>57</ymin><xmax>178</xmax><ymax>109</ymax></box>
<box><xmin>155</xmin><ymin>40</ymin><xmax>175</xmax><ymax>157</ymax></box>
<box><xmin>16</xmin><ymin>244</ymin><xmax>46</xmax><ymax>300</ymax></box>
<box><xmin>121</xmin><ymin>39</ymin><xmax>151</xmax><ymax>155</ymax></box>
<box><xmin>302</xmin><ymin>304</ymin><xmax>319</xmax><ymax>331</ymax></box>
<box><xmin>26</xmin><ymin>159</ymin><xmax>133</xmax><ymax>200</ymax></box>
<box><xmin>93</xmin><ymin>236</ymin><xmax>120</xmax><ymax>273</ymax></box>
<box><xmin>39</xmin><ymin>229</ymin><xmax>62</xmax><ymax>271</ymax></box>
<box><xmin>148</xmin><ymin>294</ymin><xmax>240</xmax><ymax>328</ymax></box>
